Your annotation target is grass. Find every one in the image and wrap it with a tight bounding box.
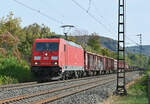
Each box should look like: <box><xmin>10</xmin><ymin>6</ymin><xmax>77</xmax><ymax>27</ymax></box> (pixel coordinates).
<box><xmin>111</xmin><ymin>73</ymin><xmax>149</xmax><ymax>104</ymax></box>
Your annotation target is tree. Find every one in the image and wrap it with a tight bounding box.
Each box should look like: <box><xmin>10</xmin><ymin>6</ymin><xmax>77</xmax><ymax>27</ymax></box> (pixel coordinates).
<box><xmin>0</xmin><ymin>12</ymin><xmax>54</xmax><ymax>58</ymax></box>
<box><xmin>0</xmin><ymin>12</ymin><xmax>25</xmax><ymax>41</ymax></box>
<box><xmin>0</xmin><ymin>32</ymin><xmax>20</xmax><ymax>60</ymax></box>
<box><xmin>87</xmin><ymin>33</ymin><xmax>101</xmax><ymax>53</ymax></box>
<box><xmin>21</xmin><ymin>23</ymin><xmax>52</xmax><ymax>56</ymax></box>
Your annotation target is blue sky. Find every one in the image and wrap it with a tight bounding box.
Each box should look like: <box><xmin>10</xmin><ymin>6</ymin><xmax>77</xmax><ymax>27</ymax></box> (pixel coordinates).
<box><xmin>0</xmin><ymin>0</ymin><xmax>150</xmax><ymax>46</ymax></box>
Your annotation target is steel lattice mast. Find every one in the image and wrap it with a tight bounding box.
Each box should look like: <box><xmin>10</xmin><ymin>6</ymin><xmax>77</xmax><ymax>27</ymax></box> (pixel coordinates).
<box><xmin>116</xmin><ymin>0</ymin><xmax>127</xmax><ymax>95</ymax></box>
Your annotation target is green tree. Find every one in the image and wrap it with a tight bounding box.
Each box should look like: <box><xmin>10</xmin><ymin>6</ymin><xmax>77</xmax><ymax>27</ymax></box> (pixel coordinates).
<box><xmin>101</xmin><ymin>48</ymin><xmax>110</xmax><ymax>56</ymax></box>
<box><xmin>0</xmin><ymin>12</ymin><xmax>25</xmax><ymax>41</ymax></box>
<box><xmin>87</xmin><ymin>33</ymin><xmax>101</xmax><ymax>53</ymax></box>
<box><xmin>21</xmin><ymin>23</ymin><xmax>52</xmax><ymax>57</ymax></box>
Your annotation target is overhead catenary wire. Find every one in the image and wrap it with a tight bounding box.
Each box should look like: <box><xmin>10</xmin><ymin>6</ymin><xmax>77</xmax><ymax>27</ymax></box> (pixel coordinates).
<box><xmin>89</xmin><ymin>0</ymin><xmax>117</xmax><ymax>32</ymax></box>
<box><xmin>71</xmin><ymin>0</ymin><xmax>116</xmax><ymax>38</ymax></box>
<box><xmin>87</xmin><ymin>0</ymin><xmax>92</xmax><ymax>13</ymax></box>
<box><xmin>38</xmin><ymin>0</ymin><xmax>65</xmax><ymax>19</ymax></box>
<box><xmin>73</xmin><ymin>0</ymin><xmax>140</xmax><ymax>51</ymax></box>
<box><xmin>91</xmin><ymin>1</ymin><xmax>117</xmax><ymax>34</ymax></box>
<box><xmin>126</xmin><ymin>35</ymin><xmax>140</xmax><ymax>46</ymax></box>
<box><xmin>13</xmin><ymin>0</ymin><xmax>140</xmax><ymax>47</ymax></box>
<box><xmin>124</xmin><ymin>0</ymin><xmax>139</xmax><ymax>47</ymax></box>
<box><xmin>90</xmin><ymin>0</ymin><xmax>139</xmax><ymax>47</ymax></box>
<box><xmin>13</xmin><ymin>0</ymin><xmax>63</xmax><ymax>24</ymax></box>
<box><xmin>74</xmin><ymin>0</ymin><xmax>140</xmax><ymax>47</ymax></box>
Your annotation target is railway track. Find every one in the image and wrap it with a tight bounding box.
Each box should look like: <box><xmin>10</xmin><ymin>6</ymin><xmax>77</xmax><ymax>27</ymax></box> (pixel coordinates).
<box><xmin>0</xmin><ymin>74</ymin><xmax>116</xmax><ymax>101</ymax></box>
<box><xmin>0</xmin><ymin>74</ymin><xmax>111</xmax><ymax>92</ymax></box>
<box><xmin>0</xmin><ymin>82</ymin><xmax>37</xmax><ymax>92</ymax></box>
<box><xmin>0</xmin><ymin>72</ymin><xmax>139</xmax><ymax>104</ymax></box>
<box><xmin>0</xmin><ymin>75</ymin><xmax>116</xmax><ymax>104</ymax></box>
<box><xmin>33</xmin><ymin>78</ymin><xmax>116</xmax><ymax>104</ymax></box>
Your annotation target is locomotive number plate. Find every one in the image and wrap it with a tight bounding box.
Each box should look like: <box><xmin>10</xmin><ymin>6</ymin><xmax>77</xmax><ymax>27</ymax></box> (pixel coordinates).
<box><xmin>43</xmin><ymin>57</ymin><xmax>49</xmax><ymax>60</ymax></box>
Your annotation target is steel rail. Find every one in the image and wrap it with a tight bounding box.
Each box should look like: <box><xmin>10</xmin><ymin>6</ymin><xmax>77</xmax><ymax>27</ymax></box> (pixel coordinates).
<box><xmin>0</xmin><ymin>82</ymin><xmax>37</xmax><ymax>91</ymax></box>
<box><xmin>0</xmin><ymin>75</ymin><xmax>115</xmax><ymax>104</ymax></box>
<box><xmin>34</xmin><ymin>71</ymin><xmax>138</xmax><ymax>104</ymax></box>
<box><xmin>0</xmin><ymin>74</ymin><xmax>111</xmax><ymax>92</ymax></box>
<box><xmin>33</xmin><ymin>78</ymin><xmax>116</xmax><ymax>104</ymax></box>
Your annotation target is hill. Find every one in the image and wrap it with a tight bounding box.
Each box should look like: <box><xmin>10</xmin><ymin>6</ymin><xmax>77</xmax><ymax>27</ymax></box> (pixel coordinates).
<box><xmin>126</xmin><ymin>45</ymin><xmax>150</xmax><ymax>56</ymax></box>
<box><xmin>74</xmin><ymin>35</ymin><xmax>117</xmax><ymax>52</ymax></box>
<box><xmin>73</xmin><ymin>35</ymin><xmax>150</xmax><ymax>56</ymax></box>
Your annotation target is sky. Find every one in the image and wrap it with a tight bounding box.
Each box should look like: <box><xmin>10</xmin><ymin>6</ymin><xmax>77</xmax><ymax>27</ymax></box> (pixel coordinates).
<box><xmin>0</xmin><ymin>0</ymin><xmax>150</xmax><ymax>46</ymax></box>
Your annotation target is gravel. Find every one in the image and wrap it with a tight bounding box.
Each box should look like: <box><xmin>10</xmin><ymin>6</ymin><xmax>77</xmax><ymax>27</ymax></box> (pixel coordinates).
<box><xmin>0</xmin><ymin>74</ymin><xmax>114</xmax><ymax>100</ymax></box>
<box><xmin>10</xmin><ymin>76</ymin><xmax>115</xmax><ymax>104</ymax></box>
<box><xmin>47</xmin><ymin>71</ymin><xmax>141</xmax><ymax>104</ymax></box>
<box><xmin>0</xmin><ymin>71</ymin><xmax>140</xmax><ymax>104</ymax></box>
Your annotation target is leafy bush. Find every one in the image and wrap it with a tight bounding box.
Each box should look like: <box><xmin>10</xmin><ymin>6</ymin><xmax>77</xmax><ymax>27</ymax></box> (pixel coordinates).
<box><xmin>0</xmin><ymin>76</ymin><xmax>18</xmax><ymax>84</ymax></box>
<box><xmin>0</xmin><ymin>57</ymin><xmax>34</xmax><ymax>84</ymax></box>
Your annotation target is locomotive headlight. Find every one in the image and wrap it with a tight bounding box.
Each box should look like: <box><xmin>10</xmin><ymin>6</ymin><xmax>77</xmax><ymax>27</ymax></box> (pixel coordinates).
<box><xmin>54</xmin><ymin>62</ymin><xmax>58</xmax><ymax>65</ymax></box>
<box><xmin>45</xmin><ymin>53</ymin><xmax>48</xmax><ymax>56</ymax></box>
<box><xmin>51</xmin><ymin>56</ymin><xmax>58</xmax><ymax>60</ymax></box>
<box><xmin>35</xmin><ymin>62</ymin><xmax>40</xmax><ymax>65</ymax></box>
<box><xmin>52</xmin><ymin>62</ymin><xmax>58</xmax><ymax>65</ymax></box>
<box><xmin>34</xmin><ymin>56</ymin><xmax>41</xmax><ymax>60</ymax></box>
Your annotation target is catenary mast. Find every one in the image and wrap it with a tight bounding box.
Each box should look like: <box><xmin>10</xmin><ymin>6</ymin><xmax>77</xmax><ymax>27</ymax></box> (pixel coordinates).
<box><xmin>116</xmin><ymin>0</ymin><xmax>127</xmax><ymax>95</ymax></box>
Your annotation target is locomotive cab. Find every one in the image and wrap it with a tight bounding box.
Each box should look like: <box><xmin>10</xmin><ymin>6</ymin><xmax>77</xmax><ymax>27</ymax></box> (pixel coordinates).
<box><xmin>31</xmin><ymin>38</ymin><xmax>84</xmax><ymax>81</ymax></box>
<box><xmin>31</xmin><ymin>39</ymin><xmax>62</xmax><ymax>80</ymax></box>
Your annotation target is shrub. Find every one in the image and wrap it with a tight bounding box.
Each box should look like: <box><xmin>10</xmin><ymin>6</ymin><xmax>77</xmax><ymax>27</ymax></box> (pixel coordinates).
<box><xmin>0</xmin><ymin>76</ymin><xmax>18</xmax><ymax>85</ymax></box>
<box><xmin>0</xmin><ymin>57</ymin><xmax>34</xmax><ymax>84</ymax></box>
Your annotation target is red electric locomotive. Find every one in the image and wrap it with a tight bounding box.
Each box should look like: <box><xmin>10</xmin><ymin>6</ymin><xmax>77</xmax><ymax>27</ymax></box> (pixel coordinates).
<box><xmin>31</xmin><ymin>37</ymin><xmax>129</xmax><ymax>81</ymax></box>
<box><xmin>31</xmin><ymin>38</ymin><xmax>84</xmax><ymax>81</ymax></box>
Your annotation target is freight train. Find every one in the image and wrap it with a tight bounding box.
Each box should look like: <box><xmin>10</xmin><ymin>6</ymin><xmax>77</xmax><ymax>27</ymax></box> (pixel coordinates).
<box><xmin>31</xmin><ymin>38</ymin><xmax>129</xmax><ymax>81</ymax></box>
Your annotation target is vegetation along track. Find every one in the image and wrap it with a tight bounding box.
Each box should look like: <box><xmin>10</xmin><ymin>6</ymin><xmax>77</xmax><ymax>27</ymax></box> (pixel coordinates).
<box><xmin>0</xmin><ymin>72</ymin><xmax>138</xmax><ymax>104</ymax></box>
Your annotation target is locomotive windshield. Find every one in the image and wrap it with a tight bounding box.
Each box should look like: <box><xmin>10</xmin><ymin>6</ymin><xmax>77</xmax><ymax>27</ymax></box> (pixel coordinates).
<box><xmin>35</xmin><ymin>42</ymin><xmax>59</xmax><ymax>51</ymax></box>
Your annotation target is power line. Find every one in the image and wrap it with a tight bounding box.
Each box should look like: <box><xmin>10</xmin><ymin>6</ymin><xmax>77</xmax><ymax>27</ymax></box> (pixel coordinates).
<box><xmin>13</xmin><ymin>0</ymin><xmax>141</xmax><ymax>47</ymax></box>
<box><xmin>74</xmin><ymin>0</ymin><xmax>139</xmax><ymax>47</ymax></box>
<box><xmin>71</xmin><ymin>0</ymin><xmax>116</xmax><ymax>37</ymax></box>
<box><xmin>38</xmin><ymin>0</ymin><xmax>65</xmax><ymax>19</ymax></box>
<box><xmin>87</xmin><ymin>0</ymin><xmax>139</xmax><ymax>47</ymax></box>
<box><xmin>126</xmin><ymin>35</ymin><xmax>140</xmax><ymax>46</ymax></box>
<box><xmin>87</xmin><ymin>0</ymin><xmax>92</xmax><ymax>13</ymax></box>
<box><xmin>92</xmin><ymin>1</ymin><xmax>117</xmax><ymax>33</ymax></box>
<box><xmin>72</xmin><ymin>0</ymin><xmax>140</xmax><ymax>54</ymax></box>
<box><xmin>13</xmin><ymin>0</ymin><xmax>63</xmax><ymax>24</ymax></box>
<box><xmin>72</xmin><ymin>0</ymin><xmax>139</xmax><ymax>46</ymax></box>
